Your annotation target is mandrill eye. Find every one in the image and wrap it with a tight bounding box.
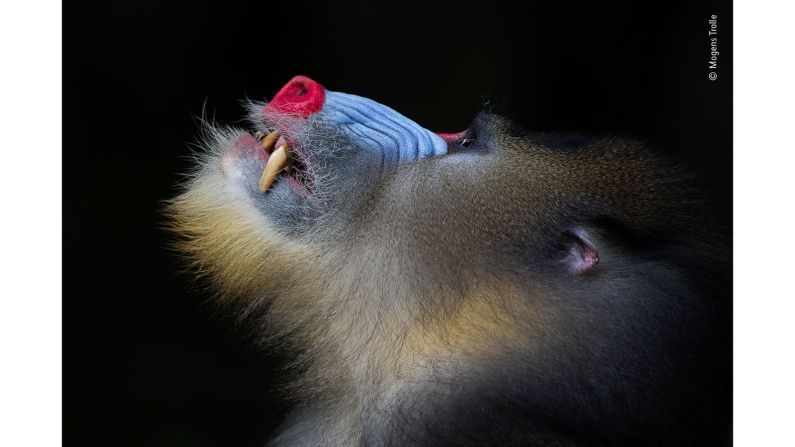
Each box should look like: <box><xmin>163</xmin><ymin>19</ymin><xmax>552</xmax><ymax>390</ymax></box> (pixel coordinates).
<box><xmin>445</xmin><ymin>129</ymin><xmax>479</xmax><ymax>154</ymax></box>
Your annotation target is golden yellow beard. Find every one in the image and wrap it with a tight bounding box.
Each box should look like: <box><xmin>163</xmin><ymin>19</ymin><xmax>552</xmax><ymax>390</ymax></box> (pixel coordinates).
<box><xmin>165</xmin><ymin>157</ymin><xmax>555</xmax><ymax>415</ymax></box>
<box><xmin>166</xmin><ymin>167</ymin><xmax>312</xmax><ymax>305</ymax></box>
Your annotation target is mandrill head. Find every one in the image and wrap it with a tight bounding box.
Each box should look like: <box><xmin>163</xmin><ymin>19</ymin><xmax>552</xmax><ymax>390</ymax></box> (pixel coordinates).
<box><xmin>168</xmin><ymin>76</ymin><xmax>730</xmax><ymax>446</ymax></box>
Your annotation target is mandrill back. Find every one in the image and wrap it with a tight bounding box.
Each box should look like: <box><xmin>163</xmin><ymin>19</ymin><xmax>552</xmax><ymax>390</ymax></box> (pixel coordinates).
<box><xmin>168</xmin><ymin>76</ymin><xmax>731</xmax><ymax>446</ymax></box>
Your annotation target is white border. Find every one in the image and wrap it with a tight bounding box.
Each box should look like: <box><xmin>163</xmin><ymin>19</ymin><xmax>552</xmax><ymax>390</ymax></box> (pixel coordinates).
<box><xmin>0</xmin><ymin>1</ymin><xmax>63</xmax><ymax>445</ymax></box>
<box><xmin>734</xmin><ymin>0</ymin><xmax>795</xmax><ymax>445</ymax></box>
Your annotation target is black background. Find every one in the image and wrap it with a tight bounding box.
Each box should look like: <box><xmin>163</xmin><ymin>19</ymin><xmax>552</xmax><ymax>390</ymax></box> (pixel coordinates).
<box><xmin>65</xmin><ymin>1</ymin><xmax>731</xmax><ymax>445</ymax></box>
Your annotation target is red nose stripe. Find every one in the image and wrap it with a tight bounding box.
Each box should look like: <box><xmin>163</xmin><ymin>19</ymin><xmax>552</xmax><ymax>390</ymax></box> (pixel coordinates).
<box><xmin>266</xmin><ymin>75</ymin><xmax>326</xmax><ymax>116</ymax></box>
<box><xmin>436</xmin><ymin>130</ymin><xmax>468</xmax><ymax>142</ymax></box>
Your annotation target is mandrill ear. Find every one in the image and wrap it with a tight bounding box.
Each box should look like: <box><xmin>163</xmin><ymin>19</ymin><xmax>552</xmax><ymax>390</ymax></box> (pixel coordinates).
<box><xmin>562</xmin><ymin>227</ymin><xmax>600</xmax><ymax>275</ymax></box>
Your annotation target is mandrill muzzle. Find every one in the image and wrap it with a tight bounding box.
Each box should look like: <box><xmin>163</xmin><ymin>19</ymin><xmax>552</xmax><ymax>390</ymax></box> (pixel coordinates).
<box><xmin>255</xmin><ymin>75</ymin><xmax>459</xmax><ymax>193</ymax></box>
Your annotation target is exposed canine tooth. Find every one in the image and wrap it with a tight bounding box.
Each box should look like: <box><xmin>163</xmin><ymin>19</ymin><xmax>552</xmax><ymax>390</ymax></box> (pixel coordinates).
<box><xmin>260</xmin><ymin>131</ymin><xmax>280</xmax><ymax>154</ymax></box>
<box><xmin>259</xmin><ymin>144</ymin><xmax>289</xmax><ymax>193</ymax></box>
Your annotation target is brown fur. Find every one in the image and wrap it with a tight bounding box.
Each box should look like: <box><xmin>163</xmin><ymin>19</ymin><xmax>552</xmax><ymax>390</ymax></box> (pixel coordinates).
<box><xmin>168</xmin><ymin>110</ymin><xmax>729</xmax><ymax>446</ymax></box>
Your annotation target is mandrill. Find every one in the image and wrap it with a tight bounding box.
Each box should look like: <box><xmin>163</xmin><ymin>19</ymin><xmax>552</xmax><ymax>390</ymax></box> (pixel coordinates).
<box><xmin>168</xmin><ymin>76</ymin><xmax>731</xmax><ymax>446</ymax></box>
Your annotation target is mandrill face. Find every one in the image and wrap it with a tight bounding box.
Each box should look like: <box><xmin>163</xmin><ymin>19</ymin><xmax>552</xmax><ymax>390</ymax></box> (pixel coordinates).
<box><xmin>169</xmin><ymin>76</ymin><xmax>730</xmax><ymax>446</ymax></box>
